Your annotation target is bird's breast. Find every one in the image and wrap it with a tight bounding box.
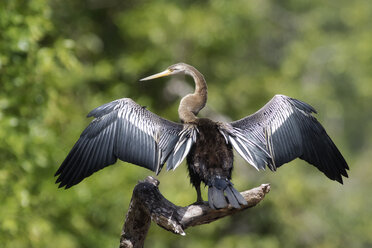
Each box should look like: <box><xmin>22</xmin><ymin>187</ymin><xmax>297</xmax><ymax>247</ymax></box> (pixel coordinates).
<box><xmin>186</xmin><ymin>118</ymin><xmax>233</xmax><ymax>180</ymax></box>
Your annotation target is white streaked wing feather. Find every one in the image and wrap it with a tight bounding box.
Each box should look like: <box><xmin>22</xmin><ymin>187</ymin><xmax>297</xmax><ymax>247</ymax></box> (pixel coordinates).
<box><xmin>56</xmin><ymin>98</ymin><xmax>184</xmax><ymax>188</ymax></box>
<box><xmin>228</xmin><ymin>94</ymin><xmax>348</xmax><ymax>183</ymax></box>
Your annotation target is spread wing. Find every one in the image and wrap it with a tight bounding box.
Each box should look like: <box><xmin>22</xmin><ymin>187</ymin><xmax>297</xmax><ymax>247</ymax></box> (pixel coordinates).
<box><xmin>55</xmin><ymin>98</ymin><xmax>194</xmax><ymax>188</ymax></box>
<box><xmin>227</xmin><ymin>94</ymin><xmax>349</xmax><ymax>183</ymax></box>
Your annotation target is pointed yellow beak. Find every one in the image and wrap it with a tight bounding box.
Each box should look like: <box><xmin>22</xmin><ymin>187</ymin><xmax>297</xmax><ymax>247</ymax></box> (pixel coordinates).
<box><xmin>140</xmin><ymin>69</ymin><xmax>172</xmax><ymax>81</ymax></box>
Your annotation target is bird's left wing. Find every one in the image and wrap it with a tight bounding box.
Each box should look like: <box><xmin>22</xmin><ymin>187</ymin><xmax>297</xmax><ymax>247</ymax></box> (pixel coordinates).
<box><xmin>221</xmin><ymin>94</ymin><xmax>349</xmax><ymax>183</ymax></box>
<box><xmin>55</xmin><ymin>98</ymin><xmax>189</xmax><ymax>189</ymax></box>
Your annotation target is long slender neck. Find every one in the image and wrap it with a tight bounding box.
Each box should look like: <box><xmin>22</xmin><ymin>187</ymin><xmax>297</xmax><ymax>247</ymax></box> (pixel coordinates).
<box><xmin>178</xmin><ymin>66</ymin><xmax>208</xmax><ymax>123</ymax></box>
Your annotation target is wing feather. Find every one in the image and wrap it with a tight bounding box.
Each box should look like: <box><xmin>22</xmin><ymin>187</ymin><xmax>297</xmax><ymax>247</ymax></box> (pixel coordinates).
<box><xmin>55</xmin><ymin>98</ymin><xmax>185</xmax><ymax>188</ymax></box>
<box><xmin>166</xmin><ymin>125</ymin><xmax>197</xmax><ymax>171</ymax></box>
<box><xmin>229</xmin><ymin>94</ymin><xmax>349</xmax><ymax>183</ymax></box>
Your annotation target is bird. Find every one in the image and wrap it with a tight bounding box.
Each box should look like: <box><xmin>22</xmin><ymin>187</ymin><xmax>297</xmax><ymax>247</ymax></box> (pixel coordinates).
<box><xmin>55</xmin><ymin>63</ymin><xmax>349</xmax><ymax>209</ymax></box>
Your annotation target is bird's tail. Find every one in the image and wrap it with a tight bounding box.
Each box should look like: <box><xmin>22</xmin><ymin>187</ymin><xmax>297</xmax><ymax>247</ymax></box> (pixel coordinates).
<box><xmin>207</xmin><ymin>177</ymin><xmax>247</xmax><ymax>209</ymax></box>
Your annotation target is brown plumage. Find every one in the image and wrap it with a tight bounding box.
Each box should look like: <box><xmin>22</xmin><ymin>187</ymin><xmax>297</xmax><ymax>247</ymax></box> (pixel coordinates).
<box><xmin>186</xmin><ymin>118</ymin><xmax>246</xmax><ymax>208</ymax></box>
<box><xmin>177</xmin><ymin>64</ymin><xmax>207</xmax><ymax>123</ymax></box>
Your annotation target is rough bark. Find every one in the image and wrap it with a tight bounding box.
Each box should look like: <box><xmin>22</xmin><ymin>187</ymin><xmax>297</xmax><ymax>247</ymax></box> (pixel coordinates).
<box><xmin>119</xmin><ymin>176</ymin><xmax>270</xmax><ymax>248</ymax></box>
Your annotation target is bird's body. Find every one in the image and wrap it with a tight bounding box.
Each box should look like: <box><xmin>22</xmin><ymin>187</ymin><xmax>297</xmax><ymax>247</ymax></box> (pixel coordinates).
<box><xmin>56</xmin><ymin>63</ymin><xmax>349</xmax><ymax>209</ymax></box>
<box><xmin>187</xmin><ymin>118</ymin><xmax>233</xmax><ymax>190</ymax></box>
<box><xmin>186</xmin><ymin>118</ymin><xmax>247</xmax><ymax>208</ymax></box>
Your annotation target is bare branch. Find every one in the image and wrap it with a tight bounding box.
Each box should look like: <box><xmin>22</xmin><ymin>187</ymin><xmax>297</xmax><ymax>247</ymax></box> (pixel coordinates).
<box><xmin>120</xmin><ymin>176</ymin><xmax>270</xmax><ymax>248</ymax></box>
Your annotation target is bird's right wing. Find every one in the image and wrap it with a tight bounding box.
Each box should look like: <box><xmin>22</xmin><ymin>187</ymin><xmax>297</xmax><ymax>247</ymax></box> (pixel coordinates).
<box><xmin>224</xmin><ymin>95</ymin><xmax>349</xmax><ymax>183</ymax></box>
<box><xmin>55</xmin><ymin>98</ymin><xmax>192</xmax><ymax>188</ymax></box>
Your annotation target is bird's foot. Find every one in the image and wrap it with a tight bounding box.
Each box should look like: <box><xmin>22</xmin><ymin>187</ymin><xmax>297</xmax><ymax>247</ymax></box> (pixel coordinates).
<box><xmin>191</xmin><ymin>194</ymin><xmax>207</xmax><ymax>206</ymax></box>
<box><xmin>191</xmin><ymin>200</ymin><xmax>208</xmax><ymax>206</ymax></box>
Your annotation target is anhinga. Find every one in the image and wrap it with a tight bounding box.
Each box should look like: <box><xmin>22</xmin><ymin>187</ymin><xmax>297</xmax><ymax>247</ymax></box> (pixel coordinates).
<box><xmin>55</xmin><ymin>63</ymin><xmax>349</xmax><ymax>209</ymax></box>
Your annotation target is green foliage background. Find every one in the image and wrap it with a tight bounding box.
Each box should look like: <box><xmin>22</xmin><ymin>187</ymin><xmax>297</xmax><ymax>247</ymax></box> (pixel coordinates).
<box><xmin>1</xmin><ymin>0</ymin><xmax>371</xmax><ymax>247</ymax></box>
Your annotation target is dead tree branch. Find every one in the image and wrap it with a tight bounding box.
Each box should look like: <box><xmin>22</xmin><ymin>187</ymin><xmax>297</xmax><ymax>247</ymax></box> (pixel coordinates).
<box><xmin>119</xmin><ymin>176</ymin><xmax>270</xmax><ymax>248</ymax></box>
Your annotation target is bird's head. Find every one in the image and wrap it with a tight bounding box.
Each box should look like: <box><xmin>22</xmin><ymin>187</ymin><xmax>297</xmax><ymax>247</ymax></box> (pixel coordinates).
<box><xmin>140</xmin><ymin>63</ymin><xmax>190</xmax><ymax>81</ymax></box>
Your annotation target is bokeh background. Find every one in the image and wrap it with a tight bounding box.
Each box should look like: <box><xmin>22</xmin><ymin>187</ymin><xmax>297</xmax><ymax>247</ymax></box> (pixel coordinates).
<box><xmin>1</xmin><ymin>0</ymin><xmax>372</xmax><ymax>247</ymax></box>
